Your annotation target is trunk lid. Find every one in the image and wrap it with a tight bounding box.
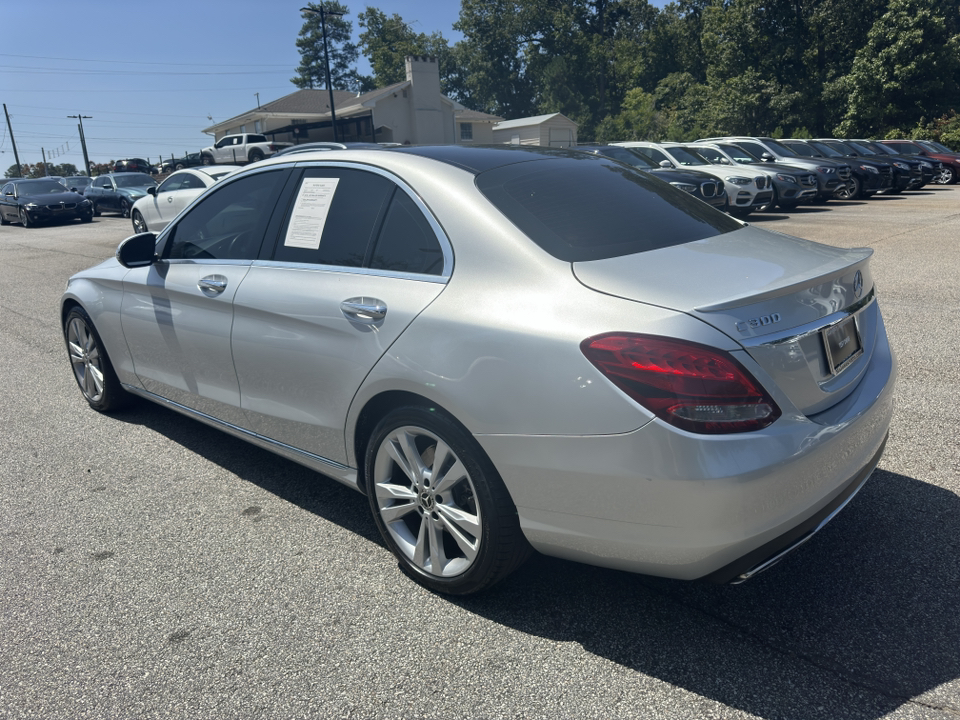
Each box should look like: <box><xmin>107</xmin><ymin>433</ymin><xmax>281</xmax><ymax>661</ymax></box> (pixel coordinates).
<box><xmin>572</xmin><ymin>226</ymin><xmax>878</xmax><ymax>416</ymax></box>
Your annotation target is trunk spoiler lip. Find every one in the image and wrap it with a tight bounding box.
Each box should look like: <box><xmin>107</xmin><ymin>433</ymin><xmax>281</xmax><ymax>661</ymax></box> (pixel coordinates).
<box><xmin>694</xmin><ymin>246</ymin><xmax>873</xmax><ymax>313</ymax></box>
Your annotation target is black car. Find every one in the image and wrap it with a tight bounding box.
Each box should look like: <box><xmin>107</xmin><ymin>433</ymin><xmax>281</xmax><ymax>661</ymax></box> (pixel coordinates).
<box><xmin>114</xmin><ymin>158</ymin><xmax>158</xmax><ymax>175</ymax></box>
<box><xmin>62</xmin><ymin>176</ymin><xmax>94</xmax><ymax>194</ymax></box>
<box><xmin>853</xmin><ymin>140</ymin><xmax>938</xmax><ymax>188</ymax></box>
<box><xmin>161</xmin><ymin>153</ymin><xmax>204</xmax><ymax>173</ymax></box>
<box><xmin>780</xmin><ymin>139</ymin><xmax>893</xmax><ymax>199</ymax></box>
<box><xmin>812</xmin><ymin>139</ymin><xmax>923</xmax><ymax>193</ymax></box>
<box><xmin>577</xmin><ymin>145</ymin><xmax>728</xmax><ymax>211</ymax></box>
<box><xmin>0</xmin><ymin>178</ymin><xmax>94</xmax><ymax>228</ymax></box>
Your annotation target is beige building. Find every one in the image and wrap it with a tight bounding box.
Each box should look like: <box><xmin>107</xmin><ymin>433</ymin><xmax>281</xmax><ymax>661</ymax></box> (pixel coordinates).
<box><xmin>492</xmin><ymin>113</ymin><xmax>579</xmax><ymax>147</ymax></box>
<box><xmin>455</xmin><ymin>109</ymin><xmax>505</xmax><ymax>144</ymax></box>
<box><xmin>202</xmin><ymin>57</ymin><xmax>465</xmax><ymax>146</ymax></box>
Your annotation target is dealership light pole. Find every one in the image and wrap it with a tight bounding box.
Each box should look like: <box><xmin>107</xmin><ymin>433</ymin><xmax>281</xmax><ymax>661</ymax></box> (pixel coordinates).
<box><xmin>67</xmin><ymin>114</ymin><xmax>92</xmax><ymax>176</ymax></box>
<box><xmin>300</xmin><ymin>5</ymin><xmax>344</xmax><ymax>142</ymax></box>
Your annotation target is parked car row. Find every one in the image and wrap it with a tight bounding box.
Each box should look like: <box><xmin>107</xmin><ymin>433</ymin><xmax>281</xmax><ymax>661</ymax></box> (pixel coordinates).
<box><xmin>602</xmin><ymin>136</ymin><xmax>957</xmax><ymax>217</ymax></box>
<box><xmin>61</xmin><ymin>143</ymin><xmax>900</xmax><ymax>595</ymax></box>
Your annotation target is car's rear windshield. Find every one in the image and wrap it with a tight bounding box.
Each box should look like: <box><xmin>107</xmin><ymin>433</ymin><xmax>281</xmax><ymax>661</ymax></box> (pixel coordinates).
<box><xmin>475</xmin><ymin>156</ymin><xmax>740</xmax><ymax>262</ymax></box>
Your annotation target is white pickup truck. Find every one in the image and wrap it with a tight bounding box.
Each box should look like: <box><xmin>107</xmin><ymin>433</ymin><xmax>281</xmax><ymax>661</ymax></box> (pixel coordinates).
<box><xmin>200</xmin><ymin>133</ymin><xmax>292</xmax><ymax>165</ymax></box>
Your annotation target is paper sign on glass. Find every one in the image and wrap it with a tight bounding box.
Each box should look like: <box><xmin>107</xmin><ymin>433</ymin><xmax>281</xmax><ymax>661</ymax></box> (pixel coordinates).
<box><xmin>283</xmin><ymin>178</ymin><xmax>341</xmax><ymax>249</ymax></box>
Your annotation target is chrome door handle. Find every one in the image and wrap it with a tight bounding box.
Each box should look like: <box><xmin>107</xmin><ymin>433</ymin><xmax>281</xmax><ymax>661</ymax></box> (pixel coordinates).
<box><xmin>341</xmin><ymin>298</ymin><xmax>387</xmax><ymax>323</ymax></box>
<box><xmin>199</xmin><ymin>275</ymin><xmax>227</xmax><ymax>294</ymax></box>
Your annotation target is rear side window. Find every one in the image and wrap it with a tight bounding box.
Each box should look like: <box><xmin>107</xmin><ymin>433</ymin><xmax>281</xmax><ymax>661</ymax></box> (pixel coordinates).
<box><xmin>272</xmin><ymin>168</ymin><xmax>393</xmax><ymax>267</ymax></box>
<box><xmin>476</xmin><ymin>156</ymin><xmax>740</xmax><ymax>262</ymax></box>
<box><xmin>369</xmin><ymin>190</ymin><xmax>444</xmax><ymax>275</ymax></box>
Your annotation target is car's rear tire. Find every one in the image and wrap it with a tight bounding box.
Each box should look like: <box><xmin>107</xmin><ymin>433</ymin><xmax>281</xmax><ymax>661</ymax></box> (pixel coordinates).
<box><xmin>132</xmin><ymin>210</ymin><xmax>147</xmax><ymax>234</ymax></box>
<box><xmin>202</xmin><ymin>154</ymin><xmax>215</xmax><ymax>166</ymax></box>
<box><xmin>365</xmin><ymin>405</ymin><xmax>531</xmax><ymax>595</ymax></box>
<box><xmin>175</xmin><ymin>163</ymin><xmax>185</xmax><ymax>171</ymax></box>
<box><xmin>64</xmin><ymin>307</ymin><xmax>131</xmax><ymax>413</ymax></box>
<box><xmin>248</xmin><ymin>149</ymin><xmax>264</xmax><ymax>163</ymax></box>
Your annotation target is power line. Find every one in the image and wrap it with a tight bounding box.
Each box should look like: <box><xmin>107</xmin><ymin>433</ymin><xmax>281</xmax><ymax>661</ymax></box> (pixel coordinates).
<box><xmin>2</xmin><ymin>65</ymin><xmax>291</xmax><ymax>77</ymax></box>
<box><xmin>0</xmin><ymin>52</ymin><xmax>290</xmax><ymax>68</ymax></box>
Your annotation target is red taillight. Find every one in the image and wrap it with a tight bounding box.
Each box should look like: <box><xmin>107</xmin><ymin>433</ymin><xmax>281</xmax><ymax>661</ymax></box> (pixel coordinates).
<box><xmin>580</xmin><ymin>333</ymin><xmax>781</xmax><ymax>434</ymax></box>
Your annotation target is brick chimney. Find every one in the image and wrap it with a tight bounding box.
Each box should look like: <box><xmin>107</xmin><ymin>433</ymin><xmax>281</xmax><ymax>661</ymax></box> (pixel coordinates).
<box><xmin>405</xmin><ymin>56</ymin><xmax>445</xmax><ymax>144</ymax></box>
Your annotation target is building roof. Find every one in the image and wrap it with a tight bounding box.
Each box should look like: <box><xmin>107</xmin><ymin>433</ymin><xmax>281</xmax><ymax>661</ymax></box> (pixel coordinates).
<box><xmin>204</xmin><ymin>88</ymin><xmax>362</xmax><ymax>134</ymax></box>
<box><xmin>455</xmin><ymin>109</ymin><xmax>505</xmax><ymax>124</ymax></box>
<box><xmin>493</xmin><ymin>113</ymin><xmax>576</xmax><ymax>130</ymax></box>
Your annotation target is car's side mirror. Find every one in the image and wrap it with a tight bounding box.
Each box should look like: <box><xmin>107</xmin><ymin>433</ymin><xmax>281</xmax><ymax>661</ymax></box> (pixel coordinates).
<box><xmin>659</xmin><ymin>160</ymin><xmax>673</xmax><ymax>168</ymax></box>
<box><xmin>117</xmin><ymin>232</ymin><xmax>158</xmax><ymax>268</ymax></box>
<box><xmin>761</xmin><ymin>153</ymin><xmax>775</xmax><ymax>162</ymax></box>
<box><xmin>147</xmin><ymin>186</ymin><xmax>157</xmax><ymax>196</ymax></box>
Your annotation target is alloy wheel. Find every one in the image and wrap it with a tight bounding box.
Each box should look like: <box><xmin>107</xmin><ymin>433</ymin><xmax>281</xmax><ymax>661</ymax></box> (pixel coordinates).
<box><xmin>373</xmin><ymin>425</ymin><xmax>482</xmax><ymax>578</ymax></box>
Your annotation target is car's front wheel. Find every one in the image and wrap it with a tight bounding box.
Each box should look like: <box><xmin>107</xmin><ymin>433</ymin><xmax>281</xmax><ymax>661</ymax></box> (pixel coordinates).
<box><xmin>365</xmin><ymin>406</ymin><xmax>531</xmax><ymax>595</ymax></box>
<box><xmin>936</xmin><ymin>166</ymin><xmax>956</xmax><ymax>185</ymax></box>
<box><xmin>64</xmin><ymin>307</ymin><xmax>130</xmax><ymax>412</ymax></box>
<box><xmin>131</xmin><ymin>210</ymin><xmax>147</xmax><ymax>234</ymax></box>
<box><xmin>18</xmin><ymin>207</ymin><xmax>32</xmax><ymax>228</ymax></box>
<box><xmin>119</xmin><ymin>199</ymin><xmax>131</xmax><ymax>218</ymax></box>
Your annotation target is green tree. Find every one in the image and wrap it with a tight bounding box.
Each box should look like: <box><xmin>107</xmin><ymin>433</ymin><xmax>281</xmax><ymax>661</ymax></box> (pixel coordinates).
<box><xmin>356</xmin><ymin>8</ymin><xmax>460</xmax><ymax>95</ymax></box>
<box><xmin>292</xmin><ymin>2</ymin><xmax>360</xmax><ymax>91</ymax></box>
<box><xmin>836</xmin><ymin>0</ymin><xmax>960</xmax><ymax>136</ymax></box>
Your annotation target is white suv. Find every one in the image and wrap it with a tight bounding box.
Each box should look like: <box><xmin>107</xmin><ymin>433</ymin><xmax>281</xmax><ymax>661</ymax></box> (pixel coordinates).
<box><xmin>615</xmin><ymin>141</ymin><xmax>773</xmax><ymax>216</ymax></box>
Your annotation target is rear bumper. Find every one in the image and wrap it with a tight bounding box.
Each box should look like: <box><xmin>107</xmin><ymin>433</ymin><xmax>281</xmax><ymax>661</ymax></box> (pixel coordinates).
<box><xmin>478</xmin><ymin>316</ymin><xmax>897</xmax><ymax>582</ymax></box>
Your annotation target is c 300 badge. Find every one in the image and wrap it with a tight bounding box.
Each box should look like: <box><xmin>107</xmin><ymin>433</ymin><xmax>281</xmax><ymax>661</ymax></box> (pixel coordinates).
<box><xmin>736</xmin><ymin>313</ymin><xmax>782</xmax><ymax>333</ymax></box>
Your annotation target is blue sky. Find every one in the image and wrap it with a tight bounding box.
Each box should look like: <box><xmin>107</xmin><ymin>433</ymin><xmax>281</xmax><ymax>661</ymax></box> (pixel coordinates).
<box><xmin>0</xmin><ymin>0</ymin><xmax>661</xmax><ymax>172</ymax></box>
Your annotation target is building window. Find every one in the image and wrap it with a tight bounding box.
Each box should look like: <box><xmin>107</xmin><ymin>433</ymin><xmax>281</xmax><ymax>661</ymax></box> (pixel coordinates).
<box><xmin>254</xmin><ymin>120</ymin><xmax>262</xmax><ymax>133</ymax></box>
<box><xmin>460</xmin><ymin>123</ymin><xmax>473</xmax><ymax>141</ymax></box>
<box><xmin>240</xmin><ymin>125</ymin><xmax>246</xmax><ymax>134</ymax></box>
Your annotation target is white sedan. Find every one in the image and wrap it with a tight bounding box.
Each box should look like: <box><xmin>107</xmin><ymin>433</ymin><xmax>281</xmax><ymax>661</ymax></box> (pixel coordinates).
<box><xmin>131</xmin><ymin>166</ymin><xmax>241</xmax><ymax>234</ymax></box>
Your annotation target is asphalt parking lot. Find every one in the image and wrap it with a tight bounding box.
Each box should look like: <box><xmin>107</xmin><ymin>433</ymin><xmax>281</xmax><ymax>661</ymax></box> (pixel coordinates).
<box><xmin>2</xmin><ymin>188</ymin><xmax>958</xmax><ymax>719</ymax></box>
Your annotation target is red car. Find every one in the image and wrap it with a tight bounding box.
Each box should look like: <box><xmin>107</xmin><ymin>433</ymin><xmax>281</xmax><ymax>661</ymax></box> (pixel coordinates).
<box><xmin>879</xmin><ymin>140</ymin><xmax>959</xmax><ymax>185</ymax></box>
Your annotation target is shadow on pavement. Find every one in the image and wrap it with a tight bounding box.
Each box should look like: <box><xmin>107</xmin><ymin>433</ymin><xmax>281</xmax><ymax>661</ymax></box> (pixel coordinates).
<box><xmin>113</xmin><ymin>401</ymin><xmax>958</xmax><ymax>719</ymax></box>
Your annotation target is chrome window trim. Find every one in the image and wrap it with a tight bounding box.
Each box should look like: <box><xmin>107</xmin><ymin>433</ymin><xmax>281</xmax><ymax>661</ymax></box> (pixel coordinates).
<box><xmin>739</xmin><ymin>287</ymin><xmax>876</xmax><ymax>349</ymax></box>
<box><xmin>291</xmin><ymin>159</ymin><xmax>454</xmax><ymax>279</ymax></box>
<box><xmin>249</xmin><ymin>259</ymin><xmax>448</xmax><ymax>284</ymax></box>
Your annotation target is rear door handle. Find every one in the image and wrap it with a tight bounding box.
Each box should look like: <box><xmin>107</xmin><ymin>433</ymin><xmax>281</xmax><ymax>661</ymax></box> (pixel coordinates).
<box><xmin>340</xmin><ymin>297</ymin><xmax>387</xmax><ymax>323</ymax></box>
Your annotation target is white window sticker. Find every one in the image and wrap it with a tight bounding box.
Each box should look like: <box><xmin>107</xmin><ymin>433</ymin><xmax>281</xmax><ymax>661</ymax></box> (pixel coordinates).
<box><xmin>283</xmin><ymin>177</ymin><xmax>341</xmax><ymax>249</ymax></box>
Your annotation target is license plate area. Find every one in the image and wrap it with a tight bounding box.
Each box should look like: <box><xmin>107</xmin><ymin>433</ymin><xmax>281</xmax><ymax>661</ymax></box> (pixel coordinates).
<box><xmin>822</xmin><ymin>315</ymin><xmax>862</xmax><ymax>375</ymax></box>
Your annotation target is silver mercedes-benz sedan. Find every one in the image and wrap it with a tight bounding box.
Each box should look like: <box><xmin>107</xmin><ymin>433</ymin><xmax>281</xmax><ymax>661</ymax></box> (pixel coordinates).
<box><xmin>61</xmin><ymin>146</ymin><xmax>896</xmax><ymax>595</ymax></box>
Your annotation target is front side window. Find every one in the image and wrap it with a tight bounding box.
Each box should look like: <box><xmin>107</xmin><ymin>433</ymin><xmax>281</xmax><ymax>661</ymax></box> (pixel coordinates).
<box><xmin>164</xmin><ymin>170</ymin><xmax>285</xmax><ymax>261</ymax></box>
<box><xmin>1</xmin><ymin>183</ymin><xmax>12</xmax><ymax>196</ymax></box>
<box><xmin>115</xmin><ymin>174</ymin><xmax>155</xmax><ymax>188</ymax></box>
<box><xmin>734</xmin><ymin>141</ymin><xmax>769</xmax><ymax>159</ymax></box>
<box><xmin>157</xmin><ymin>175</ymin><xmax>185</xmax><ymax>194</ymax></box>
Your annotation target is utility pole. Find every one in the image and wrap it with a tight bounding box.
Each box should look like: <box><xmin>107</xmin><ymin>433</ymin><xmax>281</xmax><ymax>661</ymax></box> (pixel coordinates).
<box><xmin>255</xmin><ymin>92</ymin><xmax>261</xmax><ymax>108</ymax></box>
<box><xmin>41</xmin><ymin>148</ymin><xmax>48</xmax><ymax>175</ymax></box>
<box><xmin>3</xmin><ymin>104</ymin><xmax>23</xmax><ymax>177</ymax></box>
<box><xmin>68</xmin><ymin>113</ymin><xmax>92</xmax><ymax>176</ymax></box>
